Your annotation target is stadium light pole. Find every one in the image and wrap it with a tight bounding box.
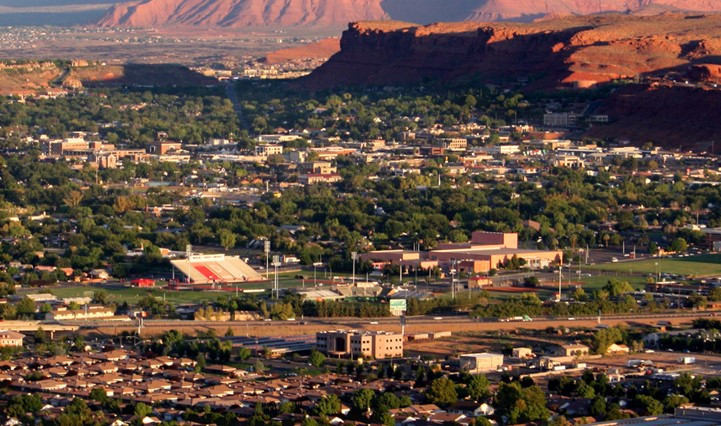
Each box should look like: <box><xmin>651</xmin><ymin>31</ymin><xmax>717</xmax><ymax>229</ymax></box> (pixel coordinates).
<box><xmin>264</xmin><ymin>240</ymin><xmax>270</xmax><ymax>280</ymax></box>
<box><xmin>272</xmin><ymin>255</ymin><xmax>280</xmax><ymax>299</ymax></box>
<box><xmin>351</xmin><ymin>251</ymin><xmax>357</xmax><ymax>285</ymax></box>
<box><xmin>313</xmin><ymin>262</ymin><xmax>323</xmax><ymax>287</ymax></box>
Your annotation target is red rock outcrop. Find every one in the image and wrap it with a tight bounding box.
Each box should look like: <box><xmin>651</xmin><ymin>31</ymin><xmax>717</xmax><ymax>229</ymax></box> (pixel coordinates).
<box><xmin>263</xmin><ymin>38</ymin><xmax>340</xmax><ymax>64</ymax></box>
<box><xmin>97</xmin><ymin>0</ymin><xmax>389</xmax><ymax>28</ymax></box>
<box><xmin>467</xmin><ymin>0</ymin><xmax>721</xmax><ymax>22</ymax></box>
<box><xmin>302</xmin><ymin>14</ymin><xmax>721</xmax><ymax>89</ymax></box>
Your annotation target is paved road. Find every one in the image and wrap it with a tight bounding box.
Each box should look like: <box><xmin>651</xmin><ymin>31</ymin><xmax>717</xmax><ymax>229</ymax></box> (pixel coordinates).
<box><xmin>225</xmin><ymin>81</ymin><xmax>248</xmax><ymax>130</ymax></box>
<box><xmin>82</xmin><ymin>311</ymin><xmax>720</xmax><ymax>337</ymax></box>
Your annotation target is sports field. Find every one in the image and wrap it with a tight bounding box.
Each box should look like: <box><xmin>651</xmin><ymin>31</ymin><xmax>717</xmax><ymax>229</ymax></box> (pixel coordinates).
<box><xmin>584</xmin><ymin>254</ymin><xmax>721</xmax><ymax>277</ymax></box>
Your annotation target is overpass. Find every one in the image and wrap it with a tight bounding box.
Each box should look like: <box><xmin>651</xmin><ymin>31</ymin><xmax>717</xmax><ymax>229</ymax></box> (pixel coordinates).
<box><xmin>0</xmin><ymin>321</ymin><xmax>79</xmax><ymax>338</ymax></box>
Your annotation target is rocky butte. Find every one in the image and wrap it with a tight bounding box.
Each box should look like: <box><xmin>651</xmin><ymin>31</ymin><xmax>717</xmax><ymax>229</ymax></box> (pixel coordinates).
<box><xmin>302</xmin><ymin>13</ymin><xmax>721</xmax><ymax>149</ymax></box>
<box><xmin>303</xmin><ymin>13</ymin><xmax>721</xmax><ymax>90</ymax></box>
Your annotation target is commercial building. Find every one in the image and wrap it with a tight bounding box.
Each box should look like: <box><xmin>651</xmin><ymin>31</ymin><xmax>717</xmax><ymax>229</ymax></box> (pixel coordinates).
<box><xmin>543</xmin><ymin>112</ymin><xmax>578</xmax><ymax>127</ymax></box>
<box><xmin>0</xmin><ymin>330</ymin><xmax>24</xmax><ymax>347</ymax></box>
<box><xmin>45</xmin><ymin>306</ymin><xmax>116</xmax><ymax>321</ymax></box>
<box><xmin>436</xmin><ymin>138</ymin><xmax>468</xmax><ymax>152</ymax></box>
<box><xmin>316</xmin><ymin>330</ymin><xmax>404</xmax><ymax>360</ymax></box>
<box><xmin>361</xmin><ymin>232</ymin><xmax>562</xmax><ymax>275</ymax></box>
<box><xmin>459</xmin><ymin>353</ymin><xmax>504</xmax><ymax>373</ymax></box>
<box><xmin>254</xmin><ymin>144</ymin><xmax>284</xmax><ymax>157</ymax></box>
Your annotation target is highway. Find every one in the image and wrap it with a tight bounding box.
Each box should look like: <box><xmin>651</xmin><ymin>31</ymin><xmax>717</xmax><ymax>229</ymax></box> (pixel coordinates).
<box><xmin>77</xmin><ymin>311</ymin><xmax>720</xmax><ymax>337</ymax></box>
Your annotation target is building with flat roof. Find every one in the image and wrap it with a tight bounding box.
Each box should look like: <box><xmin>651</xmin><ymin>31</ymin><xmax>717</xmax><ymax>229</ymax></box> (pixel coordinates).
<box><xmin>0</xmin><ymin>330</ymin><xmax>24</xmax><ymax>347</ymax></box>
<box><xmin>316</xmin><ymin>330</ymin><xmax>403</xmax><ymax>360</ymax></box>
<box><xmin>360</xmin><ymin>232</ymin><xmax>561</xmax><ymax>274</ymax></box>
<box><xmin>45</xmin><ymin>306</ymin><xmax>115</xmax><ymax>321</ymax></box>
<box><xmin>459</xmin><ymin>353</ymin><xmax>504</xmax><ymax>373</ymax></box>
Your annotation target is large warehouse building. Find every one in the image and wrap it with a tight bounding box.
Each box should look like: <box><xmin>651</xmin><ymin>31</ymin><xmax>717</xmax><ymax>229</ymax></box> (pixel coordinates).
<box><xmin>170</xmin><ymin>254</ymin><xmax>263</xmax><ymax>284</ymax></box>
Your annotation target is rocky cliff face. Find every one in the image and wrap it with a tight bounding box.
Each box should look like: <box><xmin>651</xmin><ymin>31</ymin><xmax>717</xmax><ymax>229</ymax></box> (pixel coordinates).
<box><xmin>467</xmin><ymin>0</ymin><xmax>721</xmax><ymax>22</ymax></box>
<box><xmin>97</xmin><ymin>0</ymin><xmax>389</xmax><ymax>28</ymax></box>
<box><xmin>302</xmin><ymin>14</ymin><xmax>721</xmax><ymax>89</ymax></box>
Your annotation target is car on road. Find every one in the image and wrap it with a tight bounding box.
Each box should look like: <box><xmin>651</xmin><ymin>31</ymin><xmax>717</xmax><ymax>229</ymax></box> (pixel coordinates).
<box><xmin>611</xmin><ymin>257</ymin><xmax>619</xmax><ymax>263</ymax></box>
<box><xmin>434</xmin><ymin>317</ymin><xmax>443</xmax><ymax>320</ymax></box>
<box><xmin>370</xmin><ymin>321</ymin><xmax>379</xmax><ymax>325</ymax></box>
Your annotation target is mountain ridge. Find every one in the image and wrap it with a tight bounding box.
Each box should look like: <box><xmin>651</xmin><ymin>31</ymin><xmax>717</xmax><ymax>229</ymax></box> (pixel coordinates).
<box><xmin>97</xmin><ymin>0</ymin><xmax>389</xmax><ymax>28</ymax></box>
<box><xmin>96</xmin><ymin>0</ymin><xmax>721</xmax><ymax>28</ymax></box>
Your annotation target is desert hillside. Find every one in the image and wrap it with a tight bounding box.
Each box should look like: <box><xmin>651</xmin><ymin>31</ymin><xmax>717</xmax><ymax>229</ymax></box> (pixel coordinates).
<box><xmin>467</xmin><ymin>0</ymin><xmax>721</xmax><ymax>22</ymax></box>
<box><xmin>97</xmin><ymin>0</ymin><xmax>389</xmax><ymax>28</ymax></box>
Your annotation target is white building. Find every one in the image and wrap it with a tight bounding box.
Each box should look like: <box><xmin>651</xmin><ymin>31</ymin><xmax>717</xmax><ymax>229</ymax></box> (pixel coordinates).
<box><xmin>459</xmin><ymin>353</ymin><xmax>504</xmax><ymax>373</ymax></box>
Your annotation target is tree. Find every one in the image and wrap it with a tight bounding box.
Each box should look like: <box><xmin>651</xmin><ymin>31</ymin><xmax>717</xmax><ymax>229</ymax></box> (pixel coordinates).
<box><xmin>309</xmin><ymin>350</ymin><xmax>326</xmax><ymax>368</ymax></box>
<box><xmin>89</xmin><ymin>388</ymin><xmax>108</xmax><ymax>403</ymax></box>
<box><xmin>315</xmin><ymin>394</ymin><xmax>341</xmax><ymax>416</ymax></box>
<box><xmin>16</xmin><ymin>297</ymin><xmax>36</xmax><ymax>318</ymax></box>
<box><xmin>218</xmin><ymin>229</ymin><xmax>236</xmax><ymax>250</ymax></box>
<box><xmin>194</xmin><ymin>353</ymin><xmax>206</xmax><ymax>372</ymax></box>
<box><xmin>426</xmin><ymin>376</ymin><xmax>458</xmax><ymax>407</ymax></box>
<box><xmin>63</xmin><ymin>190</ymin><xmax>83</xmax><ymax>208</ymax></box>
<box><xmin>635</xmin><ymin>395</ymin><xmax>663</xmax><ymax>416</ymax></box>
<box><xmin>669</xmin><ymin>238</ymin><xmax>688</xmax><ymax>253</ymax></box>
<box><xmin>495</xmin><ymin>383</ymin><xmax>549</xmax><ymax>424</ymax></box>
<box><xmin>590</xmin><ymin>395</ymin><xmax>607</xmax><ymax>419</ymax></box>
<box><xmin>237</xmin><ymin>347</ymin><xmax>251</xmax><ymax>360</ymax></box>
<box><xmin>134</xmin><ymin>402</ymin><xmax>153</xmax><ymax>418</ymax></box>
<box><xmin>91</xmin><ymin>291</ymin><xmax>110</xmax><ymax>305</ymax></box>
<box><xmin>253</xmin><ymin>359</ymin><xmax>266</xmax><ymax>374</ymax></box>
<box><xmin>663</xmin><ymin>394</ymin><xmax>689</xmax><ymax>413</ymax></box>
<box><xmin>351</xmin><ymin>388</ymin><xmax>375</xmax><ymax>413</ymax></box>
<box><xmin>465</xmin><ymin>374</ymin><xmax>490</xmax><ymax>401</ymax></box>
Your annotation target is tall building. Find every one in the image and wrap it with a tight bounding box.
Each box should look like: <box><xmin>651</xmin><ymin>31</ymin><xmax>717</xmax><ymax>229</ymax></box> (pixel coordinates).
<box><xmin>316</xmin><ymin>330</ymin><xmax>403</xmax><ymax>360</ymax></box>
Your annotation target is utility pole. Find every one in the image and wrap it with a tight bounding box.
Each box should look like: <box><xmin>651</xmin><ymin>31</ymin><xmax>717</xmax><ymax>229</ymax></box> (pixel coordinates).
<box><xmin>351</xmin><ymin>251</ymin><xmax>357</xmax><ymax>285</ymax></box>
<box><xmin>264</xmin><ymin>240</ymin><xmax>270</xmax><ymax>280</ymax></box>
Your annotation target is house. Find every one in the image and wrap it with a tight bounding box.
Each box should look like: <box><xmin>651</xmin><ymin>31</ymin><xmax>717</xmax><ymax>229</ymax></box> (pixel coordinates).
<box><xmin>448</xmin><ymin>401</ymin><xmax>495</xmax><ymax>417</ymax></box>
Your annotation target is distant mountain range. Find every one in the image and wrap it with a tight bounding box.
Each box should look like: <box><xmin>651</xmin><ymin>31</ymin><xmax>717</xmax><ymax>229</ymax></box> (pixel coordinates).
<box><xmin>3</xmin><ymin>0</ymin><xmax>721</xmax><ymax>28</ymax></box>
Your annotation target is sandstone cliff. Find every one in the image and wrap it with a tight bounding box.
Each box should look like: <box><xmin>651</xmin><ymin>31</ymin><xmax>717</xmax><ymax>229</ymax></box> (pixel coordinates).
<box><xmin>97</xmin><ymin>0</ymin><xmax>389</xmax><ymax>28</ymax></box>
<box><xmin>467</xmin><ymin>0</ymin><xmax>721</xmax><ymax>22</ymax></box>
<box><xmin>302</xmin><ymin>14</ymin><xmax>721</xmax><ymax>89</ymax></box>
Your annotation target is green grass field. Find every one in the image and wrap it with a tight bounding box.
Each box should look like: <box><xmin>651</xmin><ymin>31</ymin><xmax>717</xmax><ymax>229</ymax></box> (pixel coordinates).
<box><xmin>19</xmin><ymin>271</ymin><xmax>362</xmax><ymax>306</ymax></box>
<box><xmin>24</xmin><ymin>285</ymin><xmax>228</xmax><ymax>305</ymax></box>
<box><xmin>578</xmin><ymin>275</ymin><xmax>648</xmax><ymax>290</ymax></box>
<box><xmin>584</xmin><ymin>254</ymin><xmax>721</xmax><ymax>277</ymax></box>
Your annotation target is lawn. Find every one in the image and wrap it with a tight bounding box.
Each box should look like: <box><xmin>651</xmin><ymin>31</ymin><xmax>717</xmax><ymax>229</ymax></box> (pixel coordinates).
<box><xmin>25</xmin><ymin>285</ymin><xmax>227</xmax><ymax>305</ymax></box>
<box><xmin>578</xmin><ymin>275</ymin><xmax>648</xmax><ymax>290</ymax></box>
<box><xmin>583</xmin><ymin>254</ymin><xmax>721</xmax><ymax>277</ymax></box>
<box><xmin>19</xmin><ymin>270</ymin><xmax>362</xmax><ymax>306</ymax></box>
